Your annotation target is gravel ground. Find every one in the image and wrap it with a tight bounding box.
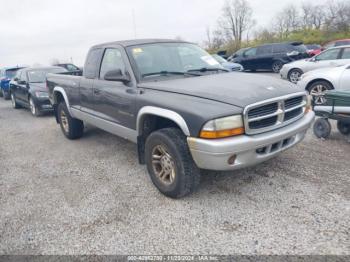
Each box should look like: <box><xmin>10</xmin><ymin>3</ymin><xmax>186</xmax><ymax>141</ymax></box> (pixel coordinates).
<box><xmin>0</xmin><ymin>82</ymin><xmax>349</xmax><ymax>255</ymax></box>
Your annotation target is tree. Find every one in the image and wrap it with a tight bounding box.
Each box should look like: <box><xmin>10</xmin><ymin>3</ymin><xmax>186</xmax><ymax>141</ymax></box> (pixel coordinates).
<box><xmin>324</xmin><ymin>0</ymin><xmax>350</xmax><ymax>32</ymax></box>
<box><xmin>300</xmin><ymin>3</ymin><xmax>324</xmax><ymax>30</ymax></box>
<box><xmin>218</xmin><ymin>0</ymin><xmax>254</xmax><ymax>49</ymax></box>
<box><xmin>273</xmin><ymin>4</ymin><xmax>300</xmax><ymax>39</ymax></box>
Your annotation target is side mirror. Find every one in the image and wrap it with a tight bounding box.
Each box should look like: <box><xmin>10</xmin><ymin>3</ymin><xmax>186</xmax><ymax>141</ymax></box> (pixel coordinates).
<box><xmin>18</xmin><ymin>80</ymin><xmax>27</xmax><ymax>85</ymax></box>
<box><xmin>13</xmin><ymin>77</ymin><xmax>19</xmax><ymax>82</ymax></box>
<box><xmin>104</xmin><ymin>69</ymin><xmax>130</xmax><ymax>83</ymax></box>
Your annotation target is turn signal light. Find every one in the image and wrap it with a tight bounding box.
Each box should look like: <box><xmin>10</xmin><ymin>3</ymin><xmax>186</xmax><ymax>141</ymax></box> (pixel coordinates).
<box><xmin>200</xmin><ymin>127</ymin><xmax>245</xmax><ymax>139</ymax></box>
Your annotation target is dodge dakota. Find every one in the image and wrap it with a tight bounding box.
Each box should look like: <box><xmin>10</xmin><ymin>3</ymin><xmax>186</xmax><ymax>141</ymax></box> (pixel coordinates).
<box><xmin>47</xmin><ymin>39</ymin><xmax>315</xmax><ymax>198</ymax></box>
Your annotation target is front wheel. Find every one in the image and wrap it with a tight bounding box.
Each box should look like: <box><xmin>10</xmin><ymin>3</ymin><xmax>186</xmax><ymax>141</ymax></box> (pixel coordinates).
<box><xmin>29</xmin><ymin>97</ymin><xmax>41</xmax><ymax>117</ymax></box>
<box><xmin>313</xmin><ymin>118</ymin><xmax>331</xmax><ymax>139</ymax></box>
<box><xmin>272</xmin><ymin>61</ymin><xmax>283</xmax><ymax>73</ymax></box>
<box><xmin>337</xmin><ymin>121</ymin><xmax>350</xmax><ymax>135</ymax></box>
<box><xmin>57</xmin><ymin>101</ymin><xmax>84</xmax><ymax>139</ymax></box>
<box><xmin>145</xmin><ymin>128</ymin><xmax>201</xmax><ymax>199</ymax></box>
<box><xmin>288</xmin><ymin>69</ymin><xmax>303</xmax><ymax>84</ymax></box>
<box><xmin>308</xmin><ymin>81</ymin><xmax>332</xmax><ymax>105</ymax></box>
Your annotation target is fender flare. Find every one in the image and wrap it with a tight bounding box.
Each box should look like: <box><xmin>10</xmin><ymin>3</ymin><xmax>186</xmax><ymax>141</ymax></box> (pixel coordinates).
<box><xmin>136</xmin><ymin>106</ymin><xmax>190</xmax><ymax>136</ymax></box>
<box><xmin>53</xmin><ymin>86</ymin><xmax>73</xmax><ymax>115</ymax></box>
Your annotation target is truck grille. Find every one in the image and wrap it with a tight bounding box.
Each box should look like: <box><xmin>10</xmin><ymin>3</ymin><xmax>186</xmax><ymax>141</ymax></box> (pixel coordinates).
<box><xmin>244</xmin><ymin>93</ymin><xmax>307</xmax><ymax>135</ymax></box>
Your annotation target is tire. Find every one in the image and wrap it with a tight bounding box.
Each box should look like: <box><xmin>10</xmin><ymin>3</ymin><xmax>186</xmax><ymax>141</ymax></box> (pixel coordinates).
<box><xmin>0</xmin><ymin>88</ymin><xmax>3</xmax><ymax>97</ymax></box>
<box><xmin>288</xmin><ymin>68</ymin><xmax>303</xmax><ymax>84</ymax></box>
<box><xmin>29</xmin><ymin>96</ymin><xmax>41</xmax><ymax>117</ymax></box>
<box><xmin>272</xmin><ymin>61</ymin><xmax>283</xmax><ymax>73</ymax></box>
<box><xmin>337</xmin><ymin>121</ymin><xmax>350</xmax><ymax>135</ymax></box>
<box><xmin>145</xmin><ymin>128</ymin><xmax>201</xmax><ymax>199</ymax></box>
<box><xmin>57</xmin><ymin>101</ymin><xmax>84</xmax><ymax>139</ymax></box>
<box><xmin>313</xmin><ymin>118</ymin><xmax>331</xmax><ymax>139</ymax></box>
<box><xmin>3</xmin><ymin>90</ymin><xmax>11</xmax><ymax>100</ymax></box>
<box><xmin>11</xmin><ymin>93</ymin><xmax>20</xmax><ymax>109</ymax></box>
<box><xmin>308</xmin><ymin>80</ymin><xmax>333</xmax><ymax>105</ymax></box>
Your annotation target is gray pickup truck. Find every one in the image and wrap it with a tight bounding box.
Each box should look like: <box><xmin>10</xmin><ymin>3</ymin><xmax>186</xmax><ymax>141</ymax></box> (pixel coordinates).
<box><xmin>47</xmin><ymin>39</ymin><xmax>315</xmax><ymax>198</ymax></box>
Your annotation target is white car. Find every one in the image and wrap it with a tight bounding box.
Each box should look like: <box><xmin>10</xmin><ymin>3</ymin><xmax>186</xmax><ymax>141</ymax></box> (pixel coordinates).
<box><xmin>280</xmin><ymin>45</ymin><xmax>350</xmax><ymax>83</ymax></box>
<box><xmin>297</xmin><ymin>64</ymin><xmax>350</xmax><ymax>104</ymax></box>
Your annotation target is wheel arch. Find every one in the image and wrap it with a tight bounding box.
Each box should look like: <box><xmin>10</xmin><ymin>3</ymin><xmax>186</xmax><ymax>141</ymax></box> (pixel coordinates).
<box><xmin>53</xmin><ymin>87</ymin><xmax>73</xmax><ymax>115</ymax></box>
<box><xmin>305</xmin><ymin>78</ymin><xmax>335</xmax><ymax>92</ymax></box>
<box><xmin>136</xmin><ymin>106</ymin><xmax>191</xmax><ymax>165</ymax></box>
<box><xmin>136</xmin><ymin>106</ymin><xmax>190</xmax><ymax>137</ymax></box>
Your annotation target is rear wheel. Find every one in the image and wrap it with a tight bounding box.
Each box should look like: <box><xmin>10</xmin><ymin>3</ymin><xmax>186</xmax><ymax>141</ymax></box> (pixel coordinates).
<box><xmin>11</xmin><ymin>93</ymin><xmax>20</xmax><ymax>109</ymax></box>
<box><xmin>337</xmin><ymin>121</ymin><xmax>350</xmax><ymax>135</ymax></box>
<box><xmin>145</xmin><ymin>128</ymin><xmax>201</xmax><ymax>198</ymax></box>
<box><xmin>308</xmin><ymin>81</ymin><xmax>332</xmax><ymax>105</ymax></box>
<box><xmin>3</xmin><ymin>90</ymin><xmax>10</xmax><ymax>100</ymax></box>
<box><xmin>313</xmin><ymin>118</ymin><xmax>331</xmax><ymax>139</ymax></box>
<box><xmin>288</xmin><ymin>69</ymin><xmax>303</xmax><ymax>84</ymax></box>
<box><xmin>272</xmin><ymin>61</ymin><xmax>283</xmax><ymax>73</ymax></box>
<box><xmin>57</xmin><ymin>101</ymin><xmax>84</xmax><ymax>139</ymax></box>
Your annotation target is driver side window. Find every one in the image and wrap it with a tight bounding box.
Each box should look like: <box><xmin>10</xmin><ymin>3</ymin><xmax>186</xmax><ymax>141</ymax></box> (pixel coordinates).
<box><xmin>20</xmin><ymin>71</ymin><xmax>27</xmax><ymax>82</ymax></box>
<box><xmin>316</xmin><ymin>49</ymin><xmax>340</xmax><ymax>61</ymax></box>
<box><xmin>100</xmin><ymin>48</ymin><xmax>126</xmax><ymax>79</ymax></box>
<box><xmin>244</xmin><ymin>48</ymin><xmax>257</xmax><ymax>57</ymax></box>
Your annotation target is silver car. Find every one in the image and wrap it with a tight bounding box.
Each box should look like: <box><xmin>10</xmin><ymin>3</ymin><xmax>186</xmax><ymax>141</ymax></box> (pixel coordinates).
<box><xmin>280</xmin><ymin>45</ymin><xmax>350</xmax><ymax>83</ymax></box>
<box><xmin>297</xmin><ymin>64</ymin><xmax>350</xmax><ymax>104</ymax></box>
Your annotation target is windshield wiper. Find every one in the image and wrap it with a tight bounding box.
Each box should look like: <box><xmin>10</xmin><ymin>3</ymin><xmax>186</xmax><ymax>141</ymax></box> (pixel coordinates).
<box><xmin>142</xmin><ymin>71</ymin><xmax>201</xmax><ymax>78</ymax></box>
<box><xmin>187</xmin><ymin>67</ymin><xmax>230</xmax><ymax>73</ymax></box>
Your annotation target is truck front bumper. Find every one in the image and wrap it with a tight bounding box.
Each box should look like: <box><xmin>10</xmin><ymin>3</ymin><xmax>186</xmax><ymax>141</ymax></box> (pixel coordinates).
<box><xmin>187</xmin><ymin>112</ymin><xmax>315</xmax><ymax>171</ymax></box>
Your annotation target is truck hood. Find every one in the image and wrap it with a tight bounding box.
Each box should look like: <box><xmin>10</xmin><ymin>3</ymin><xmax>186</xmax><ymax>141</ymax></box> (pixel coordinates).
<box><xmin>139</xmin><ymin>72</ymin><xmax>304</xmax><ymax>108</ymax></box>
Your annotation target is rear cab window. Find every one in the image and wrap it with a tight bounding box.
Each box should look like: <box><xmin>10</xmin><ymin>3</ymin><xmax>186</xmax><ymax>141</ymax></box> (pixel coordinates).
<box><xmin>84</xmin><ymin>48</ymin><xmax>103</xmax><ymax>79</ymax></box>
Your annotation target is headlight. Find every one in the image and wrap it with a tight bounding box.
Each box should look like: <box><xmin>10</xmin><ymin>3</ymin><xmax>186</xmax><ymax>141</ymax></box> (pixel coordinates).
<box><xmin>200</xmin><ymin>115</ymin><xmax>245</xmax><ymax>139</ymax></box>
<box><xmin>35</xmin><ymin>91</ymin><xmax>49</xmax><ymax>98</ymax></box>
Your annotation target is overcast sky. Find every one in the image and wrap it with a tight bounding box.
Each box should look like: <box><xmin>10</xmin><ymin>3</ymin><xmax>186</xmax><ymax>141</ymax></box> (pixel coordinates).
<box><xmin>0</xmin><ymin>0</ymin><xmax>308</xmax><ymax>67</ymax></box>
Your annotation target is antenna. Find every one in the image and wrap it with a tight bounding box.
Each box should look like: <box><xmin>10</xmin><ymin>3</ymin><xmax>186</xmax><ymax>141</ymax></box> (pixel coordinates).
<box><xmin>132</xmin><ymin>9</ymin><xmax>137</xmax><ymax>38</ymax></box>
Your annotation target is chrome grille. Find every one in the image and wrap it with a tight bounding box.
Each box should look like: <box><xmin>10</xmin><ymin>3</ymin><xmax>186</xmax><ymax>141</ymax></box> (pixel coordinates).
<box><xmin>244</xmin><ymin>92</ymin><xmax>307</xmax><ymax>135</ymax></box>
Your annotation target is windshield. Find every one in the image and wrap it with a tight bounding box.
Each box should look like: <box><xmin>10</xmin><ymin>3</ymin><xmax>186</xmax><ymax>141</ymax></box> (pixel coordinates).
<box><xmin>292</xmin><ymin>44</ymin><xmax>307</xmax><ymax>53</ymax></box>
<box><xmin>335</xmin><ymin>40</ymin><xmax>350</xmax><ymax>46</ymax></box>
<box><xmin>306</xmin><ymin>45</ymin><xmax>321</xmax><ymax>50</ymax></box>
<box><xmin>212</xmin><ymin>54</ymin><xmax>227</xmax><ymax>64</ymax></box>
<box><xmin>127</xmin><ymin>43</ymin><xmax>224</xmax><ymax>79</ymax></box>
<box><xmin>6</xmin><ymin>69</ymin><xmax>21</xmax><ymax>79</ymax></box>
<box><xmin>28</xmin><ymin>68</ymin><xmax>67</xmax><ymax>83</ymax></box>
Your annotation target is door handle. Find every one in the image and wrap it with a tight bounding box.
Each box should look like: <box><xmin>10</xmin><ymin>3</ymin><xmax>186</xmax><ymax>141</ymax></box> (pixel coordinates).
<box><xmin>93</xmin><ymin>89</ymin><xmax>101</xmax><ymax>95</ymax></box>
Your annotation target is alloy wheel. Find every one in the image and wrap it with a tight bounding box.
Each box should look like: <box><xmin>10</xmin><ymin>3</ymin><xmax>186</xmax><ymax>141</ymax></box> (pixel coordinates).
<box><xmin>29</xmin><ymin>98</ymin><xmax>36</xmax><ymax>115</ymax></box>
<box><xmin>11</xmin><ymin>94</ymin><xmax>16</xmax><ymax>108</ymax></box>
<box><xmin>60</xmin><ymin>110</ymin><xmax>69</xmax><ymax>133</ymax></box>
<box><xmin>272</xmin><ymin>62</ymin><xmax>282</xmax><ymax>73</ymax></box>
<box><xmin>151</xmin><ymin>144</ymin><xmax>176</xmax><ymax>186</ymax></box>
<box><xmin>310</xmin><ymin>84</ymin><xmax>328</xmax><ymax>105</ymax></box>
<box><xmin>289</xmin><ymin>71</ymin><xmax>301</xmax><ymax>84</ymax></box>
